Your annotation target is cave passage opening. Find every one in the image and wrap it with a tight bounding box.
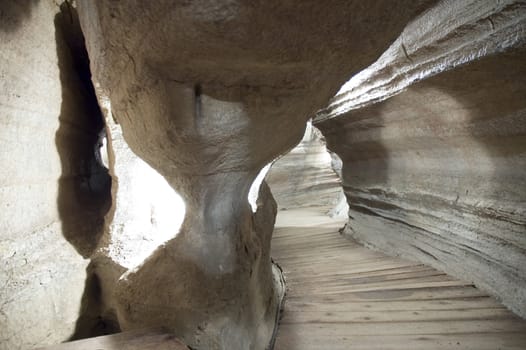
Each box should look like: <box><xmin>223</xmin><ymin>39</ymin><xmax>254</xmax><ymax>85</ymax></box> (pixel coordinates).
<box><xmin>264</xmin><ymin>121</ymin><xmax>349</xmax><ymax>217</ymax></box>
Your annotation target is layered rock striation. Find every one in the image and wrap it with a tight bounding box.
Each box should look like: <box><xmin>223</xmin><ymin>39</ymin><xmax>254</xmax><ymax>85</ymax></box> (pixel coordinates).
<box><xmin>266</xmin><ymin>122</ymin><xmax>344</xmax><ymax>211</ymax></box>
<box><xmin>316</xmin><ymin>0</ymin><xmax>526</xmax><ymax>318</ymax></box>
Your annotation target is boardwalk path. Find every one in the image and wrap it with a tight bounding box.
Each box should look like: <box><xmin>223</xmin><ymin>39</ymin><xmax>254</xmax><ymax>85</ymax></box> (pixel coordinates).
<box><xmin>272</xmin><ymin>208</ymin><xmax>526</xmax><ymax>350</ymax></box>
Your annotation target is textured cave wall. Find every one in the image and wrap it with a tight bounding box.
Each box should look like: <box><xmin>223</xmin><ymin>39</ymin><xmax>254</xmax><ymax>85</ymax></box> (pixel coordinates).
<box><xmin>69</xmin><ymin>101</ymin><xmax>189</xmax><ymax>340</ymax></box>
<box><xmin>76</xmin><ymin>1</ymin><xmax>436</xmax><ymax>349</ymax></box>
<box><xmin>315</xmin><ymin>2</ymin><xmax>526</xmax><ymax>317</ymax></box>
<box><xmin>0</xmin><ymin>1</ymin><xmax>110</xmax><ymax>348</ymax></box>
<box><xmin>266</xmin><ymin>122</ymin><xmax>344</xmax><ymax>210</ymax></box>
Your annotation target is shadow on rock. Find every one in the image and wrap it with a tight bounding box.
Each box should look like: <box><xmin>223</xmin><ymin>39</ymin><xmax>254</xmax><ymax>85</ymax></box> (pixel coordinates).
<box><xmin>0</xmin><ymin>0</ymin><xmax>39</xmax><ymax>33</ymax></box>
<box><xmin>54</xmin><ymin>2</ymin><xmax>111</xmax><ymax>259</ymax></box>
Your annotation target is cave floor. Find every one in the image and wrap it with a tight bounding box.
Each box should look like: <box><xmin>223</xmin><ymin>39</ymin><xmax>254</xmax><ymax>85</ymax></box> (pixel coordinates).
<box><xmin>272</xmin><ymin>207</ymin><xmax>526</xmax><ymax>350</ymax></box>
<box><xmin>40</xmin><ymin>207</ymin><xmax>526</xmax><ymax>350</ymax></box>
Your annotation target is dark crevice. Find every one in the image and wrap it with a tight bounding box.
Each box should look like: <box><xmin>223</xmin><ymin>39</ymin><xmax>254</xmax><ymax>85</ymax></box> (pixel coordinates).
<box><xmin>69</xmin><ymin>265</ymin><xmax>121</xmax><ymax>341</ymax></box>
<box><xmin>195</xmin><ymin>83</ymin><xmax>203</xmax><ymax>124</ymax></box>
<box><xmin>54</xmin><ymin>2</ymin><xmax>117</xmax><ymax>340</ymax></box>
<box><xmin>54</xmin><ymin>2</ymin><xmax>111</xmax><ymax>259</ymax></box>
<box><xmin>411</xmin><ymin>244</ymin><xmax>439</xmax><ymax>261</ymax></box>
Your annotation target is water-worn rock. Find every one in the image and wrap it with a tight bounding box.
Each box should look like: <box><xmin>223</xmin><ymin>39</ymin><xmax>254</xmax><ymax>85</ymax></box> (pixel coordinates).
<box><xmin>266</xmin><ymin>123</ymin><xmax>343</xmax><ymax>210</ymax></box>
<box><xmin>76</xmin><ymin>1</ymin><xmax>434</xmax><ymax>348</ymax></box>
<box><xmin>0</xmin><ymin>1</ymin><xmax>110</xmax><ymax>348</ymax></box>
<box><xmin>316</xmin><ymin>0</ymin><xmax>526</xmax><ymax>318</ymax></box>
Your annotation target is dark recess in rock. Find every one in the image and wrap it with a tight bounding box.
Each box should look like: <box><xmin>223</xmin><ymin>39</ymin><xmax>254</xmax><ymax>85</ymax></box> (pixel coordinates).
<box><xmin>54</xmin><ymin>1</ymin><xmax>111</xmax><ymax>258</ymax></box>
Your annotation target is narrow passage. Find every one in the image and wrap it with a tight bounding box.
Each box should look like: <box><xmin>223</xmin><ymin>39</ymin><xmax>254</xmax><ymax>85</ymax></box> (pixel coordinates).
<box><xmin>272</xmin><ymin>207</ymin><xmax>526</xmax><ymax>350</ymax></box>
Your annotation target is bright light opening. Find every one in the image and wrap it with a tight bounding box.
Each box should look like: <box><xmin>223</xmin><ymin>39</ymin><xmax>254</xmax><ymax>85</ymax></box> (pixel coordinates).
<box><xmin>98</xmin><ymin>94</ymin><xmax>186</xmax><ymax>269</ymax></box>
<box><xmin>248</xmin><ymin>162</ymin><xmax>272</xmax><ymax>213</ymax></box>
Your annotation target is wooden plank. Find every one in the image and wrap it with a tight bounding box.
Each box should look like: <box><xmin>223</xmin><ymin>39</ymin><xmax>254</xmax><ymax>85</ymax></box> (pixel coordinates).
<box><xmin>39</xmin><ymin>329</ymin><xmax>188</xmax><ymax>350</ymax></box>
<box><xmin>276</xmin><ymin>319</ymin><xmax>526</xmax><ymax>337</ymax></box>
<box><xmin>283</xmin><ymin>269</ymin><xmax>448</xmax><ymax>286</ymax></box>
<box><xmin>275</xmin><ymin>331</ymin><xmax>526</xmax><ymax>350</ymax></box>
<box><xmin>286</xmin><ymin>280</ymin><xmax>473</xmax><ymax>296</ymax></box>
<box><xmin>284</xmin><ymin>296</ymin><xmax>503</xmax><ymax>312</ymax></box>
<box><xmin>284</xmin><ymin>285</ymin><xmax>489</xmax><ymax>302</ymax></box>
<box><xmin>280</xmin><ymin>308</ymin><xmax>517</xmax><ymax>324</ymax></box>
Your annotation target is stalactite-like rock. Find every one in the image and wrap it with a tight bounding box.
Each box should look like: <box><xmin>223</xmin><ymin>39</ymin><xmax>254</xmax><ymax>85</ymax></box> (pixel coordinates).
<box><xmin>76</xmin><ymin>1</ymin><xmax>435</xmax><ymax>348</ymax></box>
<box><xmin>315</xmin><ymin>0</ymin><xmax>526</xmax><ymax>318</ymax></box>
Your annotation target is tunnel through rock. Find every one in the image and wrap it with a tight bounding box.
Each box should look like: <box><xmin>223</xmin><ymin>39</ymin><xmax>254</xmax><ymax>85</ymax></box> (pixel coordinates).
<box><xmin>54</xmin><ymin>1</ymin><xmax>112</xmax><ymax>259</ymax></box>
<box><xmin>1</xmin><ymin>1</ymin><xmax>526</xmax><ymax>349</ymax></box>
<box><xmin>54</xmin><ymin>2</ymin><xmax>115</xmax><ymax>339</ymax></box>
<box><xmin>266</xmin><ymin>122</ymin><xmax>348</xmax><ymax>217</ymax></box>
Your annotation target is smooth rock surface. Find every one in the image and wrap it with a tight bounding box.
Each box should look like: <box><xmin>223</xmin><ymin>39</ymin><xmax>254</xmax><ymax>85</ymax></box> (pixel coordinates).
<box><xmin>76</xmin><ymin>1</ymin><xmax>435</xmax><ymax>348</ymax></box>
<box><xmin>315</xmin><ymin>1</ymin><xmax>526</xmax><ymax>318</ymax></box>
<box><xmin>266</xmin><ymin>122</ymin><xmax>343</xmax><ymax>210</ymax></box>
<box><xmin>97</xmin><ymin>109</ymin><xmax>186</xmax><ymax>271</ymax></box>
<box><xmin>317</xmin><ymin>0</ymin><xmax>526</xmax><ymax>122</ymax></box>
<box><xmin>68</xmin><ymin>102</ymin><xmax>188</xmax><ymax>340</ymax></box>
<box><xmin>0</xmin><ymin>1</ymin><xmax>110</xmax><ymax>348</ymax></box>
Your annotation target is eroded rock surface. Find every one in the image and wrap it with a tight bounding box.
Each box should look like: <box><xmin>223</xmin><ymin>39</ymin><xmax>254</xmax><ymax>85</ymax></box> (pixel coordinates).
<box><xmin>68</xmin><ymin>104</ymin><xmax>189</xmax><ymax>340</ymax></box>
<box><xmin>266</xmin><ymin>122</ymin><xmax>344</xmax><ymax>211</ymax></box>
<box><xmin>316</xmin><ymin>0</ymin><xmax>526</xmax><ymax>318</ymax></box>
<box><xmin>76</xmin><ymin>1</ymin><xmax>435</xmax><ymax>348</ymax></box>
<box><xmin>0</xmin><ymin>1</ymin><xmax>110</xmax><ymax>348</ymax></box>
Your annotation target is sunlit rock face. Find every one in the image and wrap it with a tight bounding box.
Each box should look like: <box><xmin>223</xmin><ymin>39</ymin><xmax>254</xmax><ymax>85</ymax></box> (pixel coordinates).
<box><xmin>76</xmin><ymin>0</ymin><xmax>435</xmax><ymax>348</ymax></box>
<box><xmin>99</xmin><ymin>110</ymin><xmax>186</xmax><ymax>271</ymax></box>
<box><xmin>266</xmin><ymin>122</ymin><xmax>345</xmax><ymax>212</ymax></box>
<box><xmin>0</xmin><ymin>1</ymin><xmax>110</xmax><ymax>348</ymax></box>
<box><xmin>316</xmin><ymin>0</ymin><xmax>526</xmax><ymax>318</ymax></box>
<box><xmin>69</xmin><ymin>101</ymin><xmax>188</xmax><ymax>340</ymax></box>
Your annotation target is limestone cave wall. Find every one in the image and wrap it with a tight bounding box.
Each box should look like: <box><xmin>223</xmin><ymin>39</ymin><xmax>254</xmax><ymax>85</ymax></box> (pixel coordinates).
<box><xmin>0</xmin><ymin>1</ymin><xmax>110</xmax><ymax>348</ymax></box>
<box><xmin>3</xmin><ymin>0</ymin><xmax>525</xmax><ymax>349</ymax></box>
<box><xmin>315</xmin><ymin>0</ymin><xmax>526</xmax><ymax>318</ymax></box>
<box><xmin>75</xmin><ymin>1</ymin><xmax>436</xmax><ymax>349</ymax></box>
<box><xmin>266</xmin><ymin>122</ymin><xmax>344</xmax><ymax>210</ymax></box>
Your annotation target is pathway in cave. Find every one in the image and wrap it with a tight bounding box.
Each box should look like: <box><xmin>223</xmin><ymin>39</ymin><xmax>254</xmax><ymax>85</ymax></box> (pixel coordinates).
<box><xmin>271</xmin><ymin>207</ymin><xmax>526</xmax><ymax>350</ymax></box>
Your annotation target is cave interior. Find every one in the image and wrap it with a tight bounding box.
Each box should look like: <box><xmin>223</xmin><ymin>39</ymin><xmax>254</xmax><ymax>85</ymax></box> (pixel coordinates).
<box><xmin>1</xmin><ymin>1</ymin><xmax>526</xmax><ymax>349</ymax></box>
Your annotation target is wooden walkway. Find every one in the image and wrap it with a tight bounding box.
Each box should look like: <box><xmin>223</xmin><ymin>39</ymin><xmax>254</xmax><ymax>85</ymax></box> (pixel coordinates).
<box><xmin>38</xmin><ymin>329</ymin><xmax>188</xmax><ymax>350</ymax></box>
<box><xmin>40</xmin><ymin>207</ymin><xmax>526</xmax><ymax>350</ymax></box>
<box><xmin>272</xmin><ymin>208</ymin><xmax>526</xmax><ymax>350</ymax></box>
